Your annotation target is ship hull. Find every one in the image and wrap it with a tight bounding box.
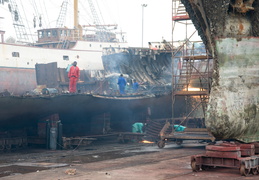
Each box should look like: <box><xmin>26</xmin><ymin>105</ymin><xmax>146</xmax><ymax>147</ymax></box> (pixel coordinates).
<box><xmin>181</xmin><ymin>0</ymin><xmax>259</xmax><ymax>143</ymax></box>
<box><xmin>0</xmin><ymin>93</ymin><xmax>172</xmax><ymax>136</ymax></box>
<box><xmin>206</xmin><ymin>38</ymin><xmax>259</xmax><ymax>142</ymax></box>
<box><xmin>0</xmin><ymin>67</ymin><xmax>36</xmax><ymax>94</ymax></box>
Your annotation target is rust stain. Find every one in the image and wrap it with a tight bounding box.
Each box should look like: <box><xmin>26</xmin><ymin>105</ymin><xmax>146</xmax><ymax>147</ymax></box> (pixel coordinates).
<box><xmin>239</xmin><ymin>23</ymin><xmax>244</xmax><ymax>33</ymax></box>
<box><xmin>0</xmin><ymin>67</ymin><xmax>37</xmax><ymax>95</ymax></box>
<box><xmin>237</xmin><ymin>16</ymin><xmax>244</xmax><ymax>35</ymax></box>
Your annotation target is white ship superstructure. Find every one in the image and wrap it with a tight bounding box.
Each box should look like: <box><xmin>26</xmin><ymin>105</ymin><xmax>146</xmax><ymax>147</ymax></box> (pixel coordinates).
<box><xmin>0</xmin><ymin>0</ymin><xmax>128</xmax><ymax>94</ymax></box>
<box><xmin>0</xmin><ymin>40</ymin><xmax>127</xmax><ymax>70</ymax></box>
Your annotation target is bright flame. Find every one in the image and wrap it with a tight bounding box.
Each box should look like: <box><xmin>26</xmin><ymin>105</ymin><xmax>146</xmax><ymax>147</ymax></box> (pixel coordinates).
<box><xmin>141</xmin><ymin>140</ymin><xmax>154</xmax><ymax>144</ymax></box>
<box><xmin>183</xmin><ymin>87</ymin><xmax>204</xmax><ymax>91</ymax></box>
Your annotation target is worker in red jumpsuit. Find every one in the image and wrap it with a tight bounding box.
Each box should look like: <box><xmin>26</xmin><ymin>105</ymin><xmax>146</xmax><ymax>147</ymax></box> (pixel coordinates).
<box><xmin>68</xmin><ymin>61</ymin><xmax>80</xmax><ymax>93</ymax></box>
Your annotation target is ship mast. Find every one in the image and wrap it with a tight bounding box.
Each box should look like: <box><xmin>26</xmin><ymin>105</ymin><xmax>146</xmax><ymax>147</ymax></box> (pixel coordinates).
<box><xmin>73</xmin><ymin>0</ymin><xmax>82</xmax><ymax>39</ymax></box>
<box><xmin>74</xmin><ymin>0</ymin><xmax>79</xmax><ymax>29</ymax></box>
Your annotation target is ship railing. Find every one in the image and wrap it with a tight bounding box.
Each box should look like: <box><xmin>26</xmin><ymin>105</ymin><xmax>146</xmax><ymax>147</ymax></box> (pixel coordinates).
<box><xmin>102</xmin><ymin>47</ymin><xmax>129</xmax><ymax>56</ymax></box>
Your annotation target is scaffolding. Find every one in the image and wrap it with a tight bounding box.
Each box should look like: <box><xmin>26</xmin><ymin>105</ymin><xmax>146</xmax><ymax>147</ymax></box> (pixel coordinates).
<box><xmin>172</xmin><ymin>0</ymin><xmax>190</xmax><ymax>34</ymax></box>
<box><xmin>147</xmin><ymin>0</ymin><xmax>215</xmax><ymax>148</ymax></box>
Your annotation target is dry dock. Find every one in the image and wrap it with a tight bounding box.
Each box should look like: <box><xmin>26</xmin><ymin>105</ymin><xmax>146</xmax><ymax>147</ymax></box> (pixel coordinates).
<box><xmin>0</xmin><ymin>140</ymin><xmax>259</xmax><ymax>179</ymax></box>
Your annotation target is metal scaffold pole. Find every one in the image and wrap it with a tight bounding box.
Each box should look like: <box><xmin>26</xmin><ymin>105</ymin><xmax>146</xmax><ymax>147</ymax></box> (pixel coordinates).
<box><xmin>171</xmin><ymin>0</ymin><xmax>175</xmax><ymax>133</ymax></box>
<box><xmin>156</xmin><ymin>0</ymin><xmax>214</xmax><ymax>149</ymax></box>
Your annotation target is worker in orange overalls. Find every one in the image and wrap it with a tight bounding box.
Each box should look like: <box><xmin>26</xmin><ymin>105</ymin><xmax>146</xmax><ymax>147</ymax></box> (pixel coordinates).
<box><xmin>68</xmin><ymin>61</ymin><xmax>80</xmax><ymax>93</ymax></box>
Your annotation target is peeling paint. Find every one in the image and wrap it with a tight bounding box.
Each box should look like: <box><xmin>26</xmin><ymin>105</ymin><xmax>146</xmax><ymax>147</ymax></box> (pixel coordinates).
<box><xmin>206</xmin><ymin>38</ymin><xmax>259</xmax><ymax>142</ymax></box>
<box><xmin>181</xmin><ymin>0</ymin><xmax>259</xmax><ymax>142</ymax></box>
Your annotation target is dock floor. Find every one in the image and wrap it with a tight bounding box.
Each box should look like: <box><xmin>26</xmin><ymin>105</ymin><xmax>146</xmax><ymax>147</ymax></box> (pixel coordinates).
<box><xmin>0</xmin><ymin>140</ymin><xmax>258</xmax><ymax>179</ymax></box>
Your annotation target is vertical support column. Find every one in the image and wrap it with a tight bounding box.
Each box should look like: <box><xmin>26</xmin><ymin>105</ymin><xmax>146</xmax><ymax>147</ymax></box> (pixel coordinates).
<box><xmin>39</xmin><ymin>113</ymin><xmax>61</xmax><ymax>150</ymax></box>
<box><xmin>57</xmin><ymin>121</ymin><xmax>63</xmax><ymax>150</ymax></box>
<box><xmin>46</xmin><ymin>120</ymin><xmax>50</xmax><ymax>149</ymax></box>
<box><xmin>171</xmin><ymin>0</ymin><xmax>175</xmax><ymax>133</ymax></box>
<box><xmin>74</xmin><ymin>0</ymin><xmax>79</xmax><ymax>29</ymax></box>
<box><xmin>49</xmin><ymin>113</ymin><xmax>59</xmax><ymax>150</ymax></box>
<box><xmin>0</xmin><ymin>30</ymin><xmax>5</xmax><ymax>43</ymax></box>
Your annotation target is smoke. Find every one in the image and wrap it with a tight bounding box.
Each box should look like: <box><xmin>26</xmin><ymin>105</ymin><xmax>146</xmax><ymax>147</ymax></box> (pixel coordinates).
<box><xmin>102</xmin><ymin>48</ymin><xmax>173</xmax><ymax>95</ymax></box>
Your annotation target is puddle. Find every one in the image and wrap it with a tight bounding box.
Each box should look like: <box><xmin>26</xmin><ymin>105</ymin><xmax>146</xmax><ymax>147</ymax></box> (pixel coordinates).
<box><xmin>84</xmin><ymin>148</ymin><xmax>97</xmax><ymax>151</ymax></box>
<box><xmin>47</xmin><ymin>150</ymin><xmax>156</xmax><ymax>164</ymax></box>
<box><xmin>0</xmin><ymin>165</ymin><xmax>48</xmax><ymax>178</ymax></box>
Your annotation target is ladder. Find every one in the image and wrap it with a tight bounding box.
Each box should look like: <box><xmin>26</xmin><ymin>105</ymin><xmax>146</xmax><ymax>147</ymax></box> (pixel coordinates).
<box><xmin>172</xmin><ymin>0</ymin><xmax>190</xmax><ymax>21</ymax></box>
<box><xmin>56</xmin><ymin>0</ymin><xmax>68</xmax><ymax>28</ymax></box>
<box><xmin>172</xmin><ymin>0</ymin><xmax>190</xmax><ymax>32</ymax></box>
<box><xmin>8</xmin><ymin>0</ymin><xmax>29</xmax><ymax>43</ymax></box>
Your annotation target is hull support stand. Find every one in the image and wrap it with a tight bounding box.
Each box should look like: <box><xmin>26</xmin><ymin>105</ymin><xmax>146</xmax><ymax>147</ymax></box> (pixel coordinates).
<box><xmin>191</xmin><ymin>142</ymin><xmax>259</xmax><ymax>176</ymax></box>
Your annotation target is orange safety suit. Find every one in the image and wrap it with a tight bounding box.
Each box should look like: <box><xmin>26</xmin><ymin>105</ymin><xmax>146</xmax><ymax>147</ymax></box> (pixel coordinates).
<box><xmin>68</xmin><ymin>65</ymin><xmax>80</xmax><ymax>93</ymax></box>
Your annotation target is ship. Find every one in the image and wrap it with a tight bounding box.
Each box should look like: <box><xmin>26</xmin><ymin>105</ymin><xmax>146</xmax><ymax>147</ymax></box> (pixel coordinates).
<box><xmin>0</xmin><ymin>0</ymin><xmax>177</xmax><ymax>143</ymax></box>
<box><xmin>0</xmin><ymin>0</ymin><xmax>128</xmax><ymax>95</ymax></box>
<box><xmin>181</xmin><ymin>0</ymin><xmax>259</xmax><ymax>143</ymax></box>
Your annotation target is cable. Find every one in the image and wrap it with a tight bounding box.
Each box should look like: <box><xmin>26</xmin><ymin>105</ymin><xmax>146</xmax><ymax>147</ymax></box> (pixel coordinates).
<box><xmin>95</xmin><ymin>0</ymin><xmax>105</xmax><ymax>25</ymax></box>
<box><xmin>79</xmin><ymin>0</ymin><xmax>92</xmax><ymax>24</ymax></box>
<box><xmin>19</xmin><ymin>0</ymin><xmax>34</xmax><ymax>42</ymax></box>
<box><xmin>72</xmin><ymin>138</ymin><xmax>83</xmax><ymax>151</ymax></box>
<box><xmin>42</xmin><ymin>0</ymin><xmax>50</xmax><ymax>28</ymax></box>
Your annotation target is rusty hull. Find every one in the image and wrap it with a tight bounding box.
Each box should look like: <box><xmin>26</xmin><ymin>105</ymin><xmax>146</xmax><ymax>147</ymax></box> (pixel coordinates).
<box><xmin>0</xmin><ymin>94</ymin><xmax>149</xmax><ymax>123</ymax></box>
<box><xmin>182</xmin><ymin>0</ymin><xmax>259</xmax><ymax>142</ymax></box>
<box><xmin>0</xmin><ymin>67</ymin><xmax>37</xmax><ymax>95</ymax></box>
<box><xmin>102</xmin><ymin>47</ymin><xmax>172</xmax><ymax>88</ymax></box>
<box><xmin>0</xmin><ymin>47</ymin><xmax>175</xmax><ymax>135</ymax></box>
<box><xmin>0</xmin><ymin>93</ymin><xmax>173</xmax><ymax>135</ymax></box>
<box><xmin>207</xmin><ymin>38</ymin><xmax>259</xmax><ymax>142</ymax></box>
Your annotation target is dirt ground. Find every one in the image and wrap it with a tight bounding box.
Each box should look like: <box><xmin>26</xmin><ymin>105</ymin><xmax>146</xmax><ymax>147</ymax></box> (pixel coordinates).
<box><xmin>0</xmin><ymin>140</ymin><xmax>259</xmax><ymax>180</ymax></box>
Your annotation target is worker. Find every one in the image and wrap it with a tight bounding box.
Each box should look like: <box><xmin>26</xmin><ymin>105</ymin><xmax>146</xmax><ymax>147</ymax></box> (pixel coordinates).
<box><xmin>68</xmin><ymin>61</ymin><xmax>80</xmax><ymax>93</ymax></box>
<box><xmin>132</xmin><ymin>79</ymin><xmax>139</xmax><ymax>93</ymax></box>
<box><xmin>148</xmin><ymin>42</ymin><xmax>158</xmax><ymax>50</ymax></box>
<box><xmin>173</xmin><ymin>125</ymin><xmax>186</xmax><ymax>132</ymax></box>
<box><xmin>117</xmin><ymin>74</ymin><xmax>126</xmax><ymax>94</ymax></box>
<box><xmin>132</xmin><ymin>122</ymin><xmax>144</xmax><ymax>133</ymax></box>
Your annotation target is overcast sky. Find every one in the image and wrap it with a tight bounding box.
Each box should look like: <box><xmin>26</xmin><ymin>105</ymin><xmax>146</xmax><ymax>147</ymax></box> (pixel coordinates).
<box><xmin>0</xmin><ymin>0</ymin><xmax>199</xmax><ymax>47</ymax></box>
